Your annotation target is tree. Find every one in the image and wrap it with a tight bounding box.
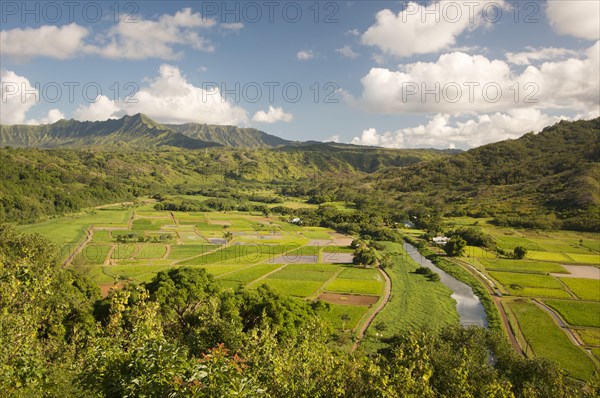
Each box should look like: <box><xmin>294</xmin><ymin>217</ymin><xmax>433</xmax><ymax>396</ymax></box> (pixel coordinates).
<box><xmin>513</xmin><ymin>246</ymin><xmax>527</xmax><ymax>259</ymax></box>
<box><xmin>353</xmin><ymin>247</ymin><xmax>377</xmax><ymax>267</ymax></box>
<box><xmin>443</xmin><ymin>236</ymin><xmax>467</xmax><ymax>257</ymax></box>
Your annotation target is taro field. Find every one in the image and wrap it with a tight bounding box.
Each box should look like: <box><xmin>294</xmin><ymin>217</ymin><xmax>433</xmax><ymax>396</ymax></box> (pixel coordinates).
<box><xmin>19</xmin><ymin>201</ymin><xmax>387</xmax><ymax>337</ymax></box>
<box><xmin>448</xmin><ymin>217</ymin><xmax>600</xmax><ymax>380</ymax></box>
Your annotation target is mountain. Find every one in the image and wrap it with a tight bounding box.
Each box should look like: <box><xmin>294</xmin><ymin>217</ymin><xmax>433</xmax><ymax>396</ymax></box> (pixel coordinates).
<box><xmin>0</xmin><ymin>114</ymin><xmax>219</xmax><ymax>150</ymax></box>
<box><xmin>372</xmin><ymin>117</ymin><xmax>600</xmax><ymax>230</ymax></box>
<box><xmin>165</xmin><ymin>123</ymin><xmax>291</xmax><ymax>148</ymax></box>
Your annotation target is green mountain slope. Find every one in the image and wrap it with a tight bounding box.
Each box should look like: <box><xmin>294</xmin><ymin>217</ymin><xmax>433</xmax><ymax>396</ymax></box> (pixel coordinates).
<box><xmin>371</xmin><ymin>118</ymin><xmax>600</xmax><ymax>230</ymax></box>
<box><xmin>0</xmin><ymin>114</ymin><xmax>219</xmax><ymax>150</ymax></box>
<box><xmin>166</xmin><ymin>123</ymin><xmax>290</xmax><ymax>148</ymax></box>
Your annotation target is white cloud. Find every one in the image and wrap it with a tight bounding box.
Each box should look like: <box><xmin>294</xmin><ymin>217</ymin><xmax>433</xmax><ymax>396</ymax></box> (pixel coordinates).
<box><xmin>27</xmin><ymin>109</ymin><xmax>65</xmax><ymax>125</ymax></box>
<box><xmin>0</xmin><ymin>70</ymin><xmax>39</xmax><ymax>124</ymax></box>
<box><xmin>221</xmin><ymin>22</ymin><xmax>244</xmax><ymax>31</ymax></box>
<box><xmin>73</xmin><ymin>95</ymin><xmax>121</xmax><ymax>121</ymax></box>
<box><xmin>346</xmin><ymin>29</ymin><xmax>360</xmax><ymax>36</ymax></box>
<box><xmin>297</xmin><ymin>50</ymin><xmax>314</xmax><ymax>60</ymax></box>
<box><xmin>336</xmin><ymin>45</ymin><xmax>359</xmax><ymax>59</ymax></box>
<box><xmin>86</xmin><ymin>8</ymin><xmax>215</xmax><ymax>60</ymax></box>
<box><xmin>73</xmin><ymin>64</ymin><xmax>248</xmax><ymax>125</ymax></box>
<box><xmin>325</xmin><ymin>135</ymin><xmax>340</xmax><ymax>143</ymax></box>
<box><xmin>351</xmin><ymin>109</ymin><xmax>574</xmax><ymax>149</ymax></box>
<box><xmin>506</xmin><ymin>47</ymin><xmax>579</xmax><ymax>66</ymax></box>
<box><xmin>361</xmin><ymin>1</ymin><xmax>504</xmax><ymax>58</ymax></box>
<box><xmin>0</xmin><ymin>23</ymin><xmax>89</xmax><ymax>62</ymax></box>
<box><xmin>0</xmin><ymin>9</ymin><xmax>217</xmax><ymax>61</ymax></box>
<box><xmin>547</xmin><ymin>1</ymin><xmax>600</xmax><ymax>40</ymax></box>
<box><xmin>351</xmin><ymin>42</ymin><xmax>599</xmax><ymax>115</ymax></box>
<box><xmin>252</xmin><ymin>106</ymin><xmax>293</xmax><ymax>124</ymax></box>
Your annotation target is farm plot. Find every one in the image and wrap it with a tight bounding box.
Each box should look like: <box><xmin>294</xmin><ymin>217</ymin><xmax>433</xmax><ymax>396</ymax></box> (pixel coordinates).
<box><xmin>317</xmin><ymin>304</ymin><xmax>370</xmax><ymax>330</ymax></box>
<box><xmin>134</xmin><ymin>244</ymin><xmax>167</xmax><ymax>259</ymax></box>
<box><xmin>217</xmin><ymin>263</ymin><xmax>283</xmax><ymax>284</ymax></box>
<box><xmin>168</xmin><ymin>244</ymin><xmax>216</xmax><ymax>260</ymax></box>
<box><xmin>544</xmin><ymin>300</ymin><xmax>600</xmax><ymax>328</ymax></box>
<box><xmin>479</xmin><ymin>258</ymin><xmax>567</xmax><ymax>274</ymax></box>
<box><xmin>507</xmin><ymin>299</ymin><xmax>597</xmax><ymax>380</ymax></box>
<box><xmin>325</xmin><ymin>276</ymin><xmax>383</xmax><ymax>296</ymax></box>
<box><xmin>559</xmin><ymin>278</ymin><xmax>600</xmax><ymax>301</ymax></box>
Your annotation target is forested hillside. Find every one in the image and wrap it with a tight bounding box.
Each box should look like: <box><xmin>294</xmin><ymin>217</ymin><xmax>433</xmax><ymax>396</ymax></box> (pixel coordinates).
<box><xmin>370</xmin><ymin>118</ymin><xmax>600</xmax><ymax>231</ymax></box>
<box><xmin>0</xmin><ymin>144</ymin><xmax>445</xmax><ymax>223</ymax></box>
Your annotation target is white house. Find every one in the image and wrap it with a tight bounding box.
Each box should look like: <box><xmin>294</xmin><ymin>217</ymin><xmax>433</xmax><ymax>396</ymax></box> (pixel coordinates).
<box><xmin>291</xmin><ymin>217</ymin><xmax>301</xmax><ymax>224</ymax></box>
<box><xmin>432</xmin><ymin>236</ymin><xmax>449</xmax><ymax>245</ymax></box>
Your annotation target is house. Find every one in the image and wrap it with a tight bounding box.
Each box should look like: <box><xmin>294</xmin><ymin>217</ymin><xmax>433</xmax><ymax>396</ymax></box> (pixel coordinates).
<box><xmin>291</xmin><ymin>217</ymin><xmax>301</xmax><ymax>224</ymax></box>
<box><xmin>432</xmin><ymin>236</ymin><xmax>449</xmax><ymax>245</ymax></box>
<box><xmin>402</xmin><ymin>220</ymin><xmax>415</xmax><ymax>228</ymax></box>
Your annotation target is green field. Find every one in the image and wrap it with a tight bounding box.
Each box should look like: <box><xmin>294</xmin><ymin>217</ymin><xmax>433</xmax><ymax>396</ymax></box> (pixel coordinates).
<box><xmin>560</xmin><ymin>278</ymin><xmax>600</xmax><ymax>301</ymax></box>
<box><xmin>362</xmin><ymin>242</ymin><xmax>459</xmax><ymax>351</ymax></box>
<box><xmin>507</xmin><ymin>300</ymin><xmax>597</xmax><ymax>380</ymax></box>
<box><xmin>489</xmin><ymin>271</ymin><xmax>564</xmax><ymax>289</ymax></box>
<box><xmin>577</xmin><ymin>329</ymin><xmax>600</xmax><ymax>347</ymax></box>
<box><xmin>258</xmin><ymin>279</ymin><xmax>323</xmax><ymax>297</ymax></box>
<box><xmin>317</xmin><ymin>304</ymin><xmax>370</xmax><ymax>330</ymax></box>
<box><xmin>325</xmin><ymin>278</ymin><xmax>383</xmax><ymax>295</ymax></box>
<box><xmin>545</xmin><ymin>300</ymin><xmax>600</xmax><ymax>328</ymax></box>
<box><xmin>479</xmin><ymin>258</ymin><xmax>567</xmax><ymax>274</ymax></box>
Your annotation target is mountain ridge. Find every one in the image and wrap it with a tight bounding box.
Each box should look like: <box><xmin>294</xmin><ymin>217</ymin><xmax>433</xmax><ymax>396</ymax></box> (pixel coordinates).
<box><xmin>0</xmin><ymin>113</ymin><xmax>292</xmax><ymax>149</ymax></box>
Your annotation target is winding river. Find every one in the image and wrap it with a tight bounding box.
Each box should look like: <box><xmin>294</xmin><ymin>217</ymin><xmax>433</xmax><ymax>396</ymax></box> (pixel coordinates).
<box><xmin>403</xmin><ymin>242</ymin><xmax>488</xmax><ymax>327</ymax></box>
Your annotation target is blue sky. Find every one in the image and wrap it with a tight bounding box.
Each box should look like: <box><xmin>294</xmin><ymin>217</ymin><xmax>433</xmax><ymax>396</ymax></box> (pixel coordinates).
<box><xmin>1</xmin><ymin>1</ymin><xmax>598</xmax><ymax>148</ymax></box>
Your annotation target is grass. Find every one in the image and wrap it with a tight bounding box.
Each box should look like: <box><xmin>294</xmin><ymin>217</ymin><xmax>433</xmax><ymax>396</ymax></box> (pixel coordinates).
<box><xmin>337</xmin><ymin>267</ymin><xmax>383</xmax><ymax>281</ymax></box>
<box><xmin>218</xmin><ymin>263</ymin><xmax>283</xmax><ymax>284</ymax></box>
<box><xmin>527</xmin><ymin>251</ymin><xmax>572</xmax><ymax>263</ymax></box>
<box><xmin>73</xmin><ymin>244</ymin><xmax>111</xmax><ymax>266</ymax></box>
<box><xmin>544</xmin><ymin>300</ymin><xmax>600</xmax><ymax>328</ymax></box>
<box><xmin>576</xmin><ymin>329</ymin><xmax>600</xmax><ymax>347</ymax></box>
<box><xmin>507</xmin><ymin>287</ymin><xmax>572</xmax><ymax>299</ymax></box>
<box><xmin>198</xmin><ymin>264</ymin><xmax>251</xmax><ymax>277</ymax></box>
<box><xmin>507</xmin><ymin>299</ymin><xmax>596</xmax><ymax>380</ymax></box>
<box><xmin>479</xmin><ymin>258</ymin><xmax>567</xmax><ymax>274</ymax></box>
<box><xmin>563</xmin><ymin>253</ymin><xmax>600</xmax><ymax>265</ymax></box>
<box><xmin>92</xmin><ymin>230</ymin><xmax>112</xmax><ymax>243</ymax></box>
<box><xmin>257</xmin><ymin>279</ymin><xmax>323</xmax><ymax>297</ymax></box>
<box><xmin>168</xmin><ymin>244</ymin><xmax>216</xmax><ymax>260</ymax></box>
<box><xmin>361</xmin><ymin>242</ymin><xmax>459</xmax><ymax>351</ymax></box>
<box><xmin>301</xmin><ymin>227</ymin><xmax>332</xmax><ymax>240</ymax></box>
<box><xmin>559</xmin><ymin>278</ymin><xmax>600</xmax><ymax>301</ymax></box>
<box><xmin>325</xmin><ymin>278</ymin><xmax>383</xmax><ymax>295</ymax></box>
<box><xmin>488</xmin><ymin>271</ymin><xmax>564</xmax><ymax>289</ymax></box>
<box><xmin>111</xmin><ymin>244</ymin><xmax>138</xmax><ymax>260</ymax></box>
<box><xmin>135</xmin><ymin>244</ymin><xmax>167</xmax><ymax>259</ymax></box>
<box><xmin>317</xmin><ymin>304</ymin><xmax>370</xmax><ymax>330</ymax></box>
<box><xmin>267</xmin><ymin>266</ymin><xmax>338</xmax><ymax>282</ymax></box>
<box><xmin>90</xmin><ymin>264</ymin><xmax>172</xmax><ymax>284</ymax></box>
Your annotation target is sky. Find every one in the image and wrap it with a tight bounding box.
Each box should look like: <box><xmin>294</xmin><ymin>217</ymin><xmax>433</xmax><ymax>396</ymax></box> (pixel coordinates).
<box><xmin>1</xmin><ymin>0</ymin><xmax>599</xmax><ymax>149</ymax></box>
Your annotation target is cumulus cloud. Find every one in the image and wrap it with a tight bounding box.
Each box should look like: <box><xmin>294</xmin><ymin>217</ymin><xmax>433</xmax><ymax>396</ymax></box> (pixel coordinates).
<box><xmin>1</xmin><ymin>70</ymin><xmax>39</xmax><ymax>124</ymax></box>
<box><xmin>0</xmin><ymin>23</ymin><xmax>89</xmax><ymax>62</ymax></box>
<box><xmin>252</xmin><ymin>106</ymin><xmax>293</xmax><ymax>123</ymax></box>
<box><xmin>297</xmin><ymin>50</ymin><xmax>314</xmax><ymax>60</ymax></box>
<box><xmin>351</xmin><ymin>109</ymin><xmax>574</xmax><ymax>149</ymax></box>
<box><xmin>1</xmin><ymin>9</ymin><xmax>217</xmax><ymax>61</ymax></box>
<box><xmin>27</xmin><ymin>109</ymin><xmax>66</xmax><ymax>125</ymax></box>
<box><xmin>350</xmin><ymin>42</ymin><xmax>599</xmax><ymax>115</ymax></box>
<box><xmin>506</xmin><ymin>47</ymin><xmax>579</xmax><ymax>65</ymax></box>
<box><xmin>73</xmin><ymin>64</ymin><xmax>248</xmax><ymax>125</ymax></box>
<box><xmin>73</xmin><ymin>95</ymin><xmax>121</xmax><ymax>121</ymax></box>
<box><xmin>86</xmin><ymin>8</ymin><xmax>215</xmax><ymax>59</ymax></box>
<box><xmin>362</xmin><ymin>1</ymin><xmax>505</xmax><ymax>57</ymax></box>
<box><xmin>325</xmin><ymin>135</ymin><xmax>340</xmax><ymax>143</ymax></box>
<box><xmin>547</xmin><ymin>1</ymin><xmax>600</xmax><ymax>40</ymax></box>
<box><xmin>221</xmin><ymin>22</ymin><xmax>244</xmax><ymax>32</ymax></box>
<box><xmin>336</xmin><ymin>45</ymin><xmax>359</xmax><ymax>59</ymax></box>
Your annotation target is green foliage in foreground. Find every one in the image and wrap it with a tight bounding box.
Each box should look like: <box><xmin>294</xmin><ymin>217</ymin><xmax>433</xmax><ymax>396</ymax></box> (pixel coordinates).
<box><xmin>2</xmin><ymin>225</ymin><xmax>599</xmax><ymax>396</ymax></box>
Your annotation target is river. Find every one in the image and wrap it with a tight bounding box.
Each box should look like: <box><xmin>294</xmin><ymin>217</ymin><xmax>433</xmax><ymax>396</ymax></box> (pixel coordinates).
<box><xmin>403</xmin><ymin>242</ymin><xmax>488</xmax><ymax>327</ymax></box>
